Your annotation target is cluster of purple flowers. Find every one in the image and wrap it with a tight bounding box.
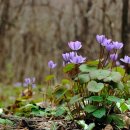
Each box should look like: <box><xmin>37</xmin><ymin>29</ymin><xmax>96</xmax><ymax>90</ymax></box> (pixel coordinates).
<box><xmin>96</xmin><ymin>35</ymin><xmax>123</xmax><ymax>51</ymax></box>
<box><xmin>24</xmin><ymin>77</ymin><xmax>36</xmax><ymax>88</ymax></box>
<box><xmin>62</xmin><ymin>41</ymin><xmax>86</xmax><ymax>65</ymax></box>
<box><xmin>48</xmin><ymin>41</ymin><xmax>86</xmax><ymax>69</ymax></box>
<box><xmin>96</xmin><ymin>34</ymin><xmax>130</xmax><ymax>65</ymax></box>
<box><xmin>47</xmin><ymin>35</ymin><xmax>130</xmax><ymax>71</ymax></box>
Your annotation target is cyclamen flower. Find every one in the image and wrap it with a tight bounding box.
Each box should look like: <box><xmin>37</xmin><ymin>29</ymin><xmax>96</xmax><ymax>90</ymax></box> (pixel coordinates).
<box><xmin>25</xmin><ymin>78</ymin><xmax>31</xmax><ymax>85</ymax></box>
<box><xmin>113</xmin><ymin>41</ymin><xmax>123</xmax><ymax>50</ymax></box>
<box><xmin>110</xmin><ymin>54</ymin><xmax>118</xmax><ymax>61</ymax></box>
<box><xmin>48</xmin><ymin>60</ymin><xmax>57</xmax><ymax>69</ymax></box>
<box><xmin>62</xmin><ymin>53</ymin><xmax>70</xmax><ymax>62</ymax></box>
<box><xmin>68</xmin><ymin>41</ymin><xmax>82</xmax><ymax>51</ymax></box>
<box><xmin>24</xmin><ymin>77</ymin><xmax>36</xmax><ymax>86</ymax></box>
<box><xmin>105</xmin><ymin>43</ymin><xmax>114</xmax><ymax>51</ymax></box>
<box><xmin>62</xmin><ymin>52</ymin><xmax>77</xmax><ymax>63</ymax></box>
<box><xmin>24</xmin><ymin>77</ymin><xmax>36</xmax><ymax>88</ymax></box>
<box><xmin>70</xmin><ymin>55</ymin><xmax>86</xmax><ymax>64</ymax></box>
<box><xmin>103</xmin><ymin>38</ymin><xmax>112</xmax><ymax>46</ymax></box>
<box><xmin>96</xmin><ymin>35</ymin><xmax>105</xmax><ymax>45</ymax></box>
<box><xmin>120</xmin><ymin>55</ymin><xmax>130</xmax><ymax>64</ymax></box>
<box><xmin>69</xmin><ymin>52</ymin><xmax>76</xmax><ymax>59</ymax></box>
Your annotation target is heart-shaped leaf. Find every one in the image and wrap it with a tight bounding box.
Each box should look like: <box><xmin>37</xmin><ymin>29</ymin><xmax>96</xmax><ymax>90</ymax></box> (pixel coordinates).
<box><xmin>77</xmin><ymin>74</ymin><xmax>90</xmax><ymax>83</ymax></box>
<box><xmin>111</xmin><ymin>72</ymin><xmax>122</xmax><ymax>82</ymax></box>
<box><xmin>97</xmin><ymin>70</ymin><xmax>111</xmax><ymax>80</ymax></box>
<box><xmin>89</xmin><ymin>69</ymin><xmax>111</xmax><ymax>80</ymax></box>
<box><xmin>79</xmin><ymin>64</ymin><xmax>96</xmax><ymax>72</ymax></box>
<box><xmin>87</xmin><ymin>81</ymin><xmax>104</xmax><ymax>92</ymax></box>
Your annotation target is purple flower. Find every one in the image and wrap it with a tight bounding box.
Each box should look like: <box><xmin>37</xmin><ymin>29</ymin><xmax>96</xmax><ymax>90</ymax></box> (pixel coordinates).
<box><xmin>48</xmin><ymin>60</ymin><xmax>57</xmax><ymax>69</ymax></box>
<box><xmin>24</xmin><ymin>78</ymin><xmax>31</xmax><ymax>85</ymax></box>
<box><xmin>62</xmin><ymin>53</ymin><xmax>70</xmax><ymax>62</ymax></box>
<box><xmin>68</xmin><ymin>41</ymin><xmax>82</xmax><ymax>51</ymax></box>
<box><xmin>24</xmin><ymin>77</ymin><xmax>36</xmax><ymax>86</ymax></box>
<box><xmin>62</xmin><ymin>52</ymin><xmax>77</xmax><ymax>64</ymax></box>
<box><xmin>103</xmin><ymin>38</ymin><xmax>112</xmax><ymax>46</ymax></box>
<box><xmin>105</xmin><ymin>43</ymin><xmax>114</xmax><ymax>51</ymax></box>
<box><xmin>113</xmin><ymin>41</ymin><xmax>123</xmax><ymax>50</ymax></box>
<box><xmin>96</xmin><ymin>35</ymin><xmax>105</xmax><ymax>45</ymax></box>
<box><xmin>110</xmin><ymin>54</ymin><xmax>118</xmax><ymax>61</ymax></box>
<box><xmin>69</xmin><ymin>52</ymin><xmax>76</xmax><ymax>59</ymax></box>
<box><xmin>70</xmin><ymin>55</ymin><xmax>86</xmax><ymax>64</ymax></box>
<box><xmin>120</xmin><ymin>55</ymin><xmax>130</xmax><ymax>64</ymax></box>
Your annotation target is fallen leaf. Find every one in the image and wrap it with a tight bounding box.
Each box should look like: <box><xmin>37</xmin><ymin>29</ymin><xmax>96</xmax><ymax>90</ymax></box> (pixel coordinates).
<box><xmin>104</xmin><ymin>124</ymin><xmax>113</xmax><ymax>130</ymax></box>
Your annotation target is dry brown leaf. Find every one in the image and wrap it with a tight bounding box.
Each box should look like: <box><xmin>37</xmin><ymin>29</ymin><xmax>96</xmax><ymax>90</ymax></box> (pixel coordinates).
<box><xmin>104</xmin><ymin>124</ymin><xmax>113</xmax><ymax>130</ymax></box>
<box><xmin>121</xmin><ymin>114</ymin><xmax>130</xmax><ymax>128</ymax></box>
<box><xmin>16</xmin><ymin>128</ymin><xmax>29</xmax><ymax>130</ymax></box>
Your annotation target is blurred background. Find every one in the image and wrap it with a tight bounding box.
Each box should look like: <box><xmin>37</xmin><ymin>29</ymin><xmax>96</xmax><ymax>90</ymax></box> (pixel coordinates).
<box><xmin>0</xmin><ymin>0</ymin><xmax>130</xmax><ymax>84</ymax></box>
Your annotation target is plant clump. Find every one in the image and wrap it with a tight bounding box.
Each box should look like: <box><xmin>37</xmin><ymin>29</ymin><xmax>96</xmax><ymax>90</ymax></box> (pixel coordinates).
<box><xmin>49</xmin><ymin>35</ymin><xmax>130</xmax><ymax>129</ymax></box>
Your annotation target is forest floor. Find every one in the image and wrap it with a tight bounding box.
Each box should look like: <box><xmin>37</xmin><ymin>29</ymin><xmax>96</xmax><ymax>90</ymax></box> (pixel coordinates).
<box><xmin>0</xmin><ymin>84</ymin><xmax>130</xmax><ymax>130</ymax></box>
<box><xmin>0</xmin><ymin>114</ymin><xmax>81</xmax><ymax>130</ymax></box>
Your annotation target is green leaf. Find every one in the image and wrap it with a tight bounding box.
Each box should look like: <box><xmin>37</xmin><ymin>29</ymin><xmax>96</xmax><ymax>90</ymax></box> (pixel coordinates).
<box><xmin>61</xmin><ymin>79</ymin><xmax>70</xmax><ymax>85</ymax></box>
<box><xmin>53</xmin><ymin>87</ymin><xmax>67</xmax><ymax>100</ymax></box>
<box><xmin>31</xmin><ymin>108</ymin><xmax>40</xmax><ymax>116</ymax></box>
<box><xmin>63</xmin><ymin>63</ymin><xmax>75</xmax><ymax>73</ymax></box>
<box><xmin>116</xmin><ymin>81</ymin><xmax>124</xmax><ymax>90</ymax></box>
<box><xmin>69</xmin><ymin>95</ymin><xmax>83</xmax><ymax>105</ymax></box>
<box><xmin>89</xmin><ymin>70</ymin><xmax>99</xmax><ymax>80</ymax></box>
<box><xmin>84</xmin><ymin>105</ymin><xmax>98</xmax><ymax>113</ymax></box>
<box><xmin>45</xmin><ymin>74</ymin><xmax>54</xmax><ymax>82</ymax></box>
<box><xmin>107</xmin><ymin>96</ymin><xmax>121</xmax><ymax>103</ymax></box>
<box><xmin>103</xmin><ymin>76</ymin><xmax>112</xmax><ymax>82</ymax></box>
<box><xmin>0</xmin><ymin>118</ymin><xmax>13</xmax><ymax>126</ymax></box>
<box><xmin>55</xmin><ymin>106</ymin><xmax>66</xmax><ymax>117</ymax></box>
<box><xmin>77</xmin><ymin>120</ymin><xmax>95</xmax><ymax>130</ymax></box>
<box><xmin>103</xmin><ymin>71</ymin><xmax>122</xmax><ymax>83</ymax></box>
<box><xmin>87</xmin><ymin>123</ymin><xmax>95</xmax><ymax>130</ymax></box>
<box><xmin>77</xmin><ymin>120</ymin><xmax>89</xmax><ymax>130</ymax></box>
<box><xmin>110</xmin><ymin>72</ymin><xmax>122</xmax><ymax>82</ymax></box>
<box><xmin>87</xmin><ymin>60</ymin><xmax>99</xmax><ymax>66</ymax></box>
<box><xmin>116</xmin><ymin>102</ymin><xmax>129</xmax><ymax>112</ymax></box>
<box><xmin>113</xmin><ymin>67</ymin><xmax>125</xmax><ymax>76</ymax></box>
<box><xmin>77</xmin><ymin>74</ymin><xmax>90</xmax><ymax>83</ymax></box>
<box><xmin>79</xmin><ymin>64</ymin><xmax>96</xmax><ymax>72</ymax></box>
<box><xmin>19</xmin><ymin>104</ymin><xmax>38</xmax><ymax>113</ymax></box>
<box><xmin>107</xmin><ymin>114</ymin><xmax>124</xmax><ymax>128</ymax></box>
<box><xmin>97</xmin><ymin>70</ymin><xmax>111</xmax><ymax>80</ymax></box>
<box><xmin>87</xmin><ymin>96</ymin><xmax>103</xmax><ymax>102</ymax></box>
<box><xmin>92</xmin><ymin>108</ymin><xmax>106</xmax><ymax>118</ymax></box>
<box><xmin>89</xmin><ymin>70</ymin><xmax>110</xmax><ymax>80</ymax></box>
<box><xmin>87</xmin><ymin>81</ymin><xmax>104</xmax><ymax>92</ymax></box>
